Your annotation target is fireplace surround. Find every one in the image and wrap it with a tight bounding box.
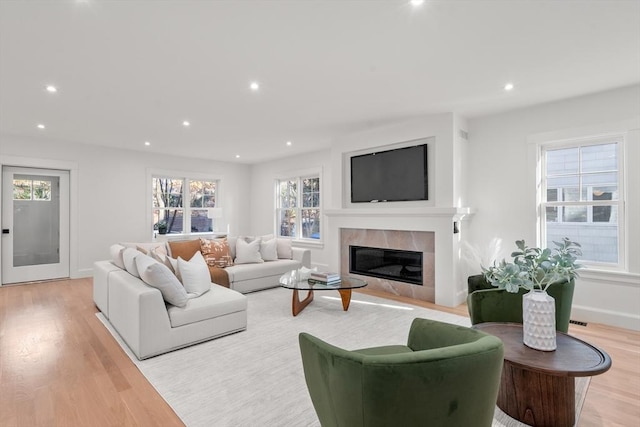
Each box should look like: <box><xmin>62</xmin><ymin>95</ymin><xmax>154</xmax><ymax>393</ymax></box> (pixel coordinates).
<box><xmin>340</xmin><ymin>228</ymin><xmax>435</xmax><ymax>302</ymax></box>
<box><xmin>326</xmin><ymin>207</ymin><xmax>471</xmax><ymax>306</ymax></box>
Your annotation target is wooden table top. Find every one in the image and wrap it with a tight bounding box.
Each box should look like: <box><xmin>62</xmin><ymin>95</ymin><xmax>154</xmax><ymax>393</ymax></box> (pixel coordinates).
<box><xmin>475</xmin><ymin>322</ymin><xmax>612</xmax><ymax>377</ymax></box>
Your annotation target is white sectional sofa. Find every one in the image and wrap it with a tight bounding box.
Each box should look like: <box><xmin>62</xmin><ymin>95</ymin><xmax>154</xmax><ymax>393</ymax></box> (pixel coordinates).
<box><xmin>94</xmin><ymin>260</ymin><xmax>247</xmax><ymax>360</ymax></box>
<box><xmin>93</xmin><ymin>237</ymin><xmax>311</xmax><ymax>360</ymax></box>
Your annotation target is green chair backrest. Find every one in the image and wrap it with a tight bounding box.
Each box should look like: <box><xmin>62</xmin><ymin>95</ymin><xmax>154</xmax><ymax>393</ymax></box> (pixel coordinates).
<box><xmin>466</xmin><ymin>275</ymin><xmax>575</xmax><ymax>333</ymax></box>
<box><xmin>299</xmin><ymin>318</ymin><xmax>504</xmax><ymax>427</ymax></box>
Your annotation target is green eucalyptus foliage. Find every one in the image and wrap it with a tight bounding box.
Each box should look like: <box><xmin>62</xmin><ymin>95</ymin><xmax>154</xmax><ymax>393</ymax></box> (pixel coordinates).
<box><xmin>482</xmin><ymin>238</ymin><xmax>583</xmax><ymax>293</ymax></box>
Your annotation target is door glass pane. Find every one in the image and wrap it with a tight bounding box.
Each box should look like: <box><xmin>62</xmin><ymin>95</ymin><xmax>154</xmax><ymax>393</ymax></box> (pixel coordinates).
<box><xmin>13</xmin><ymin>175</ymin><xmax>60</xmax><ymax>267</ymax></box>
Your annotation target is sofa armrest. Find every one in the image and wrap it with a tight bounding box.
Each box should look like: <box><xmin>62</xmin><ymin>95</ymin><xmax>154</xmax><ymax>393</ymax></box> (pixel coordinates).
<box><xmin>292</xmin><ymin>247</ymin><xmax>311</xmax><ymax>268</ymax></box>
<box><xmin>107</xmin><ymin>273</ymin><xmax>171</xmax><ymax>359</ymax></box>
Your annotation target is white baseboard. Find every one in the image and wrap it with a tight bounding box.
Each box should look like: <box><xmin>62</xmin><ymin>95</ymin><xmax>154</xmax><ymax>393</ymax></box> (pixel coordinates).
<box><xmin>72</xmin><ymin>268</ymin><xmax>94</xmax><ymax>279</ymax></box>
<box><xmin>571</xmin><ymin>304</ymin><xmax>640</xmax><ymax>331</ymax></box>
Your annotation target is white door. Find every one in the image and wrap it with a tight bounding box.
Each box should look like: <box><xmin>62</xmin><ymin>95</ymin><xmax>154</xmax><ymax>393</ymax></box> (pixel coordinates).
<box><xmin>1</xmin><ymin>167</ymin><xmax>70</xmax><ymax>284</ymax></box>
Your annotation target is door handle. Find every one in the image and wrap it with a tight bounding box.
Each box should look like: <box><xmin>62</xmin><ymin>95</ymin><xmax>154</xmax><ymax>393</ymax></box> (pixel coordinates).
<box><xmin>2</xmin><ymin>229</ymin><xmax>9</xmax><ymax>234</ymax></box>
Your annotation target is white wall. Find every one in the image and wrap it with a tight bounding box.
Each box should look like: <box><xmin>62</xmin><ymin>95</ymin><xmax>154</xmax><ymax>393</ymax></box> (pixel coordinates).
<box><xmin>0</xmin><ymin>135</ymin><xmax>251</xmax><ymax>278</ymax></box>
<box><xmin>466</xmin><ymin>84</ymin><xmax>640</xmax><ymax>330</ymax></box>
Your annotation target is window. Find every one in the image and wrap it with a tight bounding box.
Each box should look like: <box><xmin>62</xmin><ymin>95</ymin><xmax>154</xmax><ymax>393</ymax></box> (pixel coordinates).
<box><xmin>152</xmin><ymin>176</ymin><xmax>218</xmax><ymax>234</ymax></box>
<box><xmin>540</xmin><ymin>138</ymin><xmax>623</xmax><ymax>266</ymax></box>
<box><xmin>13</xmin><ymin>178</ymin><xmax>52</xmax><ymax>201</ymax></box>
<box><xmin>276</xmin><ymin>176</ymin><xmax>320</xmax><ymax>240</ymax></box>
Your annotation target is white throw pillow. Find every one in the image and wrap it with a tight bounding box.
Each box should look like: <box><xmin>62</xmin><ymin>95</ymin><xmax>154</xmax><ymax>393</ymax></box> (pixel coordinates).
<box><xmin>235</xmin><ymin>237</ymin><xmax>264</xmax><ymax>264</ymax></box>
<box><xmin>136</xmin><ymin>255</ymin><xmax>188</xmax><ymax>307</ymax></box>
<box><xmin>177</xmin><ymin>251</ymin><xmax>211</xmax><ymax>297</ymax></box>
<box><xmin>227</xmin><ymin>236</ymin><xmax>237</xmax><ymax>259</ymax></box>
<box><xmin>120</xmin><ymin>241</ymin><xmax>168</xmax><ymax>255</ymax></box>
<box><xmin>276</xmin><ymin>238</ymin><xmax>293</xmax><ymax>259</ymax></box>
<box><xmin>110</xmin><ymin>244</ymin><xmax>126</xmax><ymax>269</ymax></box>
<box><xmin>150</xmin><ymin>248</ymin><xmax>176</xmax><ymax>274</ymax></box>
<box><xmin>122</xmin><ymin>247</ymin><xmax>141</xmax><ymax>277</ymax></box>
<box><xmin>260</xmin><ymin>237</ymin><xmax>278</xmax><ymax>261</ymax></box>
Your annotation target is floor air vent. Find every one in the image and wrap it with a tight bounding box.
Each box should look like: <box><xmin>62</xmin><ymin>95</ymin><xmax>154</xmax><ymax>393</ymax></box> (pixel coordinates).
<box><xmin>569</xmin><ymin>320</ymin><xmax>588</xmax><ymax>327</ymax></box>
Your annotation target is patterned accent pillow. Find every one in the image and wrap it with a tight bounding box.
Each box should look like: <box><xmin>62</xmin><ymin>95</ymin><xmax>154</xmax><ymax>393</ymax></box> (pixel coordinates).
<box><xmin>200</xmin><ymin>238</ymin><xmax>233</xmax><ymax>267</ymax></box>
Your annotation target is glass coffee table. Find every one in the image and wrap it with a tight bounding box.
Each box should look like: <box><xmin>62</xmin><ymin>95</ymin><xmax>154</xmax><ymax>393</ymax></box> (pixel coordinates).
<box><xmin>279</xmin><ymin>272</ymin><xmax>367</xmax><ymax>316</ymax></box>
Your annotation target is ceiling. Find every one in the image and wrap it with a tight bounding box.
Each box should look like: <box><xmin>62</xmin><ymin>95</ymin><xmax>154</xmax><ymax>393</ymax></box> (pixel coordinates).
<box><xmin>1</xmin><ymin>0</ymin><xmax>639</xmax><ymax>164</ymax></box>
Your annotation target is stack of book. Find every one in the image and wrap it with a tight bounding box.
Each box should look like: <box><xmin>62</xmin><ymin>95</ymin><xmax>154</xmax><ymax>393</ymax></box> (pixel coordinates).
<box><xmin>308</xmin><ymin>272</ymin><xmax>341</xmax><ymax>286</ymax></box>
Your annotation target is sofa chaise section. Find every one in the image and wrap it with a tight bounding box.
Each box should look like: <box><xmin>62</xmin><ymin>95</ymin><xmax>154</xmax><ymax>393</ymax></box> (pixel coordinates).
<box><xmin>95</xmin><ymin>260</ymin><xmax>247</xmax><ymax>360</ymax></box>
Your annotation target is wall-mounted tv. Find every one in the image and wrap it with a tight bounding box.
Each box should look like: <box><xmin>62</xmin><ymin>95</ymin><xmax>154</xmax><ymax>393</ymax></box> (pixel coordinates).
<box><xmin>350</xmin><ymin>143</ymin><xmax>428</xmax><ymax>203</ymax></box>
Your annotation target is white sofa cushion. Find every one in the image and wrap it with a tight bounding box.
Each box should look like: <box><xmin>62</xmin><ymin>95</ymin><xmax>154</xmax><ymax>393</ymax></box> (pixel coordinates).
<box><xmin>260</xmin><ymin>237</ymin><xmax>278</xmax><ymax>261</ymax></box>
<box><xmin>167</xmin><ymin>285</ymin><xmax>247</xmax><ymax>328</ymax></box>
<box><xmin>235</xmin><ymin>237</ymin><xmax>264</xmax><ymax>264</ymax></box>
<box><xmin>123</xmin><ymin>247</ymin><xmax>142</xmax><ymax>277</ymax></box>
<box><xmin>276</xmin><ymin>238</ymin><xmax>293</xmax><ymax>259</ymax></box>
<box><xmin>110</xmin><ymin>244</ymin><xmax>126</xmax><ymax>269</ymax></box>
<box><xmin>136</xmin><ymin>254</ymin><xmax>189</xmax><ymax>307</ymax></box>
<box><xmin>120</xmin><ymin>241</ymin><xmax>168</xmax><ymax>255</ymax></box>
<box><xmin>177</xmin><ymin>251</ymin><xmax>210</xmax><ymax>297</ymax></box>
<box><xmin>226</xmin><ymin>259</ymin><xmax>301</xmax><ymax>283</ymax></box>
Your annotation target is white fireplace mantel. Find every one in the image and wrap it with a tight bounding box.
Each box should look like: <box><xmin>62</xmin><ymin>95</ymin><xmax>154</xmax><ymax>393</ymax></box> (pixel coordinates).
<box><xmin>325</xmin><ymin>207</ymin><xmax>472</xmax><ymax>219</ymax></box>
<box><xmin>325</xmin><ymin>206</ymin><xmax>473</xmax><ymax>307</ymax></box>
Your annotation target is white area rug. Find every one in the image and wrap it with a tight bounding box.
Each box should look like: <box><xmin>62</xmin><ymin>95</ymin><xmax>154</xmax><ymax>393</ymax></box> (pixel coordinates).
<box><xmin>98</xmin><ymin>287</ymin><xmax>589</xmax><ymax>427</ymax></box>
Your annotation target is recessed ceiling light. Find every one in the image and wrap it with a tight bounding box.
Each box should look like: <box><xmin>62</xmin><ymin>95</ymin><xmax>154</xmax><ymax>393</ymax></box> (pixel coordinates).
<box><xmin>235</xmin><ymin>154</ymin><xmax>241</xmax><ymax>158</ymax></box>
<box><xmin>504</xmin><ymin>83</ymin><xmax>514</xmax><ymax>91</ymax></box>
<box><xmin>250</xmin><ymin>81</ymin><xmax>260</xmax><ymax>91</ymax></box>
<box><xmin>144</xmin><ymin>141</ymin><xmax>151</xmax><ymax>146</ymax></box>
<box><xmin>182</xmin><ymin>120</ymin><xmax>190</xmax><ymax>127</ymax></box>
<box><xmin>46</xmin><ymin>85</ymin><xmax>57</xmax><ymax>93</ymax></box>
<box><xmin>286</xmin><ymin>141</ymin><xmax>292</xmax><ymax>146</ymax></box>
<box><xmin>410</xmin><ymin>0</ymin><xmax>425</xmax><ymax>6</ymax></box>
<box><xmin>37</xmin><ymin>124</ymin><xmax>45</xmax><ymax>129</ymax></box>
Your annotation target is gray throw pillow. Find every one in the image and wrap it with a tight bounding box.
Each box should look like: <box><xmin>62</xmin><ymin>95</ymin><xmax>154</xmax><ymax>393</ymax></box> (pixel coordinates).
<box><xmin>136</xmin><ymin>254</ymin><xmax>188</xmax><ymax>307</ymax></box>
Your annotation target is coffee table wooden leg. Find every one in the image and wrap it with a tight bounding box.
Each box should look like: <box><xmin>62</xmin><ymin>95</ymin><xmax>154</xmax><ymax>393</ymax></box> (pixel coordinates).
<box><xmin>338</xmin><ymin>289</ymin><xmax>352</xmax><ymax>311</ymax></box>
<box><xmin>498</xmin><ymin>361</ymin><xmax>575</xmax><ymax>427</ymax></box>
<box><xmin>292</xmin><ymin>289</ymin><xmax>314</xmax><ymax>316</ymax></box>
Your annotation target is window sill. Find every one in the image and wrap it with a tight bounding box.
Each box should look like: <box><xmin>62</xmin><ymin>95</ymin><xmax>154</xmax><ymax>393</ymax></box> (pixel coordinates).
<box><xmin>292</xmin><ymin>239</ymin><xmax>324</xmax><ymax>250</ymax></box>
<box><xmin>154</xmin><ymin>232</ymin><xmax>227</xmax><ymax>242</ymax></box>
<box><xmin>578</xmin><ymin>268</ymin><xmax>640</xmax><ymax>287</ymax></box>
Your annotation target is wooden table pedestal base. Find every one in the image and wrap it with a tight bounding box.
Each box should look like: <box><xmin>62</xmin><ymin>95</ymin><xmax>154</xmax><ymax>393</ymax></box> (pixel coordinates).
<box><xmin>291</xmin><ymin>288</ymin><xmax>354</xmax><ymax>316</ymax></box>
<box><xmin>498</xmin><ymin>361</ymin><xmax>575</xmax><ymax>427</ymax></box>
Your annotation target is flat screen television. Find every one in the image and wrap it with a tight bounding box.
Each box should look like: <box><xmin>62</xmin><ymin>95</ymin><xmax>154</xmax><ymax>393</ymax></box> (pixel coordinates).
<box><xmin>350</xmin><ymin>144</ymin><xmax>428</xmax><ymax>203</ymax></box>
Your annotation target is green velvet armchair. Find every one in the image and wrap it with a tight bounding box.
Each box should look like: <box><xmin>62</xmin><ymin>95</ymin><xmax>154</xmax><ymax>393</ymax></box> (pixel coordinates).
<box><xmin>298</xmin><ymin>318</ymin><xmax>504</xmax><ymax>427</ymax></box>
<box><xmin>466</xmin><ymin>274</ymin><xmax>575</xmax><ymax>333</ymax></box>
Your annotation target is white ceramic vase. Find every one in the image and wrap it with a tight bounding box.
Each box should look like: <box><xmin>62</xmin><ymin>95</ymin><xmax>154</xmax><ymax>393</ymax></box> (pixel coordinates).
<box><xmin>522</xmin><ymin>289</ymin><xmax>557</xmax><ymax>351</ymax></box>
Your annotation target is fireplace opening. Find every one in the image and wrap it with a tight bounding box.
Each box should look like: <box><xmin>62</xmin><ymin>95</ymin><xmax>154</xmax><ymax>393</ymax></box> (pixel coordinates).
<box><xmin>349</xmin><ymin>245</ymin><xmax>423</xmax><ymax>286</ymax></box>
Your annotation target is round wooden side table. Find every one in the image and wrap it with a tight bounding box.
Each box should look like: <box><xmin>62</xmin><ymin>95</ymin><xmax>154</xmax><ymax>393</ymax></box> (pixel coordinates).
<box><xmin>474</xmin><ymin>322</ymin><xmax>611</xmax><ymax>427</ymax></box>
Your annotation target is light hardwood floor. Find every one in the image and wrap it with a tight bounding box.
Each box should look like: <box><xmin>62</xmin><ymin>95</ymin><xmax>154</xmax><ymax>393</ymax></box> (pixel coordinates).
<box><xmin>1</xmin><ymin>279</ymin><xmax>638</xmax><ymax>426</ymax></box>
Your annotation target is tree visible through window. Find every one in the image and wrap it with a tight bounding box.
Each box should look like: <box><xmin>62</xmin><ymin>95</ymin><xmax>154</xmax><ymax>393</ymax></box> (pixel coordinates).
<box><xmin>277</xmin><ymin>176</ymin><xmax>320</xmax><ymax>240</ymax></box>
<box><xmin>153</xmin><ymin>177</ymin><xmax>218</xmax><ymax>234</ymax></box>
<box><xmin>541</xmin><ymin>140</ymin><xmax>622</xmax><ymax>265</ymax></box>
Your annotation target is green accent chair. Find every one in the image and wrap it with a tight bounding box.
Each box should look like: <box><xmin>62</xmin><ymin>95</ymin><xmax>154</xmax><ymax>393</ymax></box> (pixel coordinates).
<box><xmin>466</xmin><ymin>274</ymin><xmax>575</xmax><ymax>333</ymax></box>
<box><xmin>298</xmin><ymin>318</ymin><xmax>504</xmax><ymax>427</ymax></box>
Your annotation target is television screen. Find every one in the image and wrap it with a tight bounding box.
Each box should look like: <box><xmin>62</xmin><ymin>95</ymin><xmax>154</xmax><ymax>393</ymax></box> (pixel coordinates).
<box><xmin>350</xmin><ymin>144</ymin><xmax>428</xmax><ymax>203</ymax></box>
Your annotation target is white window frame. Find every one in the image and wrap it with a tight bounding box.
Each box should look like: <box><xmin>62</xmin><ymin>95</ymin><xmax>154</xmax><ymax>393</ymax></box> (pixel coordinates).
<box><xmin>275</xmin><ymin>170</ymin><xmax>322</xmax><ymax>243</ymax></box>
<box><xmin>538</xmin><ymin>135</ymin><xmax>626</xmax><ymax>271</ymax></box>
<box><xmin>148</xmin><ymin>169</ymin><xmax>222</xmax><ymax>238</ymax></box>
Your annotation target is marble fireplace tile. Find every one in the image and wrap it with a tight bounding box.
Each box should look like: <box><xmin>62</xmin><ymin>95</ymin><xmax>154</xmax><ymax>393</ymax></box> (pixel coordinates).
<box><xmin>340</xmin><ymin>228</ymin><xmax>435</xmax><ymax>303</ymax></box>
